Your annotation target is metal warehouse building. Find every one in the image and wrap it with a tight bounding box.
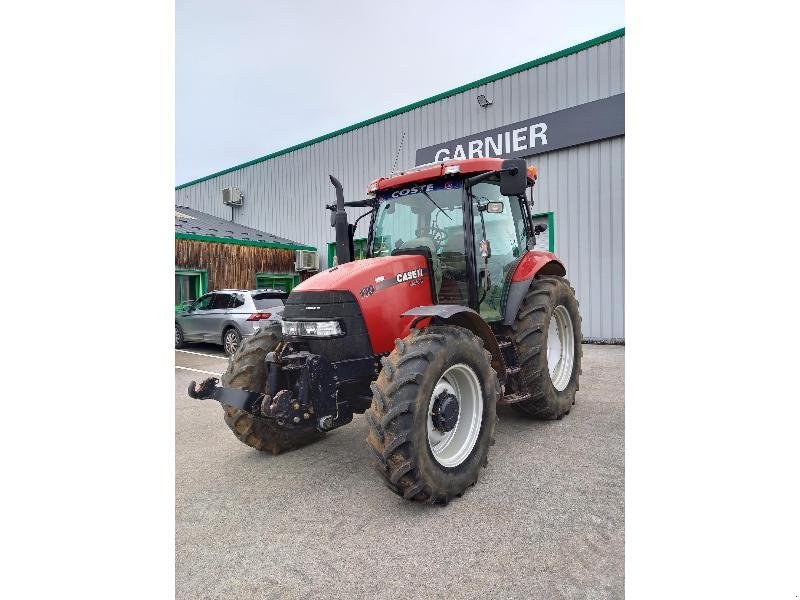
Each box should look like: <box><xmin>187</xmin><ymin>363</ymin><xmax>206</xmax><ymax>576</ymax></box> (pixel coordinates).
<box><xmin>175</xmin><ymin>29</ymin><xmax>624</xmax><ymax>341</ymax></box>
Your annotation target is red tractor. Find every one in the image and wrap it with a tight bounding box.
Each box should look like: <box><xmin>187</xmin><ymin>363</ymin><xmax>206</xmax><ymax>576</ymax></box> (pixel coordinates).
<box><xmin>189</xmin><ymin>157</ymin><xmax>582</xmax><ymax>503</ymax></box>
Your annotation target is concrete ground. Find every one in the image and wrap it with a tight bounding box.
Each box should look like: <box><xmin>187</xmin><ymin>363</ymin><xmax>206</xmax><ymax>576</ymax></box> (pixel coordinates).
<box><xmin>176</xmin><ymin>343</ymin><xmax>624</xmax><ymax>600</ymax></box>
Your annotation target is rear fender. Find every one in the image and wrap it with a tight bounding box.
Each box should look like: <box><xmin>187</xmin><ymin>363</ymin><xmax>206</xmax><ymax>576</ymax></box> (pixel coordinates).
<box><xmin>401</xmin><ymin>305</ymin><xmax>506</xmax><ymax>383</ymax></box>
<box><xmin>503</xmin><ymin>250</ymin><xmax>566</xmax><ymax>326</ymax></box>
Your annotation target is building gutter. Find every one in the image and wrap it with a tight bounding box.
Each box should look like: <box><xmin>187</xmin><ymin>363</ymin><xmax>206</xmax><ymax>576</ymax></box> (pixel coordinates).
<box><xmin>175</xmin><ymin>232</ymin><xmax>316</xmax><ymax>251</ymax></box>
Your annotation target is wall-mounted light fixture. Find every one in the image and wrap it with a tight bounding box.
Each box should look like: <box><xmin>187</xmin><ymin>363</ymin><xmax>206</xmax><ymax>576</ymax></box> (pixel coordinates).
<box><xmin>476</xmin><ymin>94</ymin><xmax>493</xmax><ymax>108</ymax></box>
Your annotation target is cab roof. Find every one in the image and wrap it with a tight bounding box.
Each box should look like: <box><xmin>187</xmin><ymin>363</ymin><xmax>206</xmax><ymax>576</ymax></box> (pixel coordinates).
<box><xmin>368</xmin><ymin>158</ymin><xmax>537</xmax><ymax>194</ymax></box>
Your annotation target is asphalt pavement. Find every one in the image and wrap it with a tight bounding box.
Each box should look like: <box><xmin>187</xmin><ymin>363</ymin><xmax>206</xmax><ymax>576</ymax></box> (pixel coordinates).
<box><xmin>175</xmin><ymin>343</ymin><xmax>624</xmax><ymax>600</ymax></box>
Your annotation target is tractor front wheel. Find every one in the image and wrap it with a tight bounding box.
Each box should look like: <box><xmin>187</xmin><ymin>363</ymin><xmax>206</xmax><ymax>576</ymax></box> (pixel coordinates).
<box><xmin>365</xmin><ymin>325</ymin><xmax>499</xmax><ymax>503</ymax></box>
<box><xmin>220</xmin><ymin>325</ymin><xmax>324</xmax><ymax>454</ymax></box>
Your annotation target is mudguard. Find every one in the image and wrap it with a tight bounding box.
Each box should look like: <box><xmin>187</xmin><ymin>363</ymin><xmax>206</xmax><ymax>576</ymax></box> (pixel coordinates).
<box><xmin>401</xmin><ymin>305</ymin><xmax>507</xmax><ymax>383</ymax></box>
<box><xmin>502</xmin><ymin>250</ymin><xmax>566</xmax><ymax>326</ymax></box>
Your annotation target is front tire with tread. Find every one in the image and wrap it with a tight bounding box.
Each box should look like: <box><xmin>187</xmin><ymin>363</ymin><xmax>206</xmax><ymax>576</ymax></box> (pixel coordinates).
<box><xmin>221</xmin><ymin>325</ymin><xmax>324</xmax><ymax>454</ymax></box>
<box><xmin>365</xmin><ymin>325</ymin><xmax>498</xmax><ymax>504</ymax></box>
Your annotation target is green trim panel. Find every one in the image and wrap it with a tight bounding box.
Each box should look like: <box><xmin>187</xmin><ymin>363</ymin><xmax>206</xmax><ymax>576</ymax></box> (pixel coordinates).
<box><xmin>327</xmin><ymin>238</ymin><xmax>368</xmax><ymax>267</ymax></box>
<box><xmin>532</xmin><ymin>211</ymin><xmax>555</xmax><ymax>252</ymax></box>
<box><xmin>176</xmin><ymin>28</ymin><xmax>624</xmax><ymax>190</ymax></box>
<box><xmin>175</xmin><ymin>268</ymin><xmax>208</xmax><ymax>311</ymax></box>
<box><xmin>255</xmin><ymin>272</ymin><xmax>300</xmax><ymax>292</ymax></box>
<box><xmin>176</xmin><ymin>232</ymin><xmax>315</xmax><ymax>251</ymax></box>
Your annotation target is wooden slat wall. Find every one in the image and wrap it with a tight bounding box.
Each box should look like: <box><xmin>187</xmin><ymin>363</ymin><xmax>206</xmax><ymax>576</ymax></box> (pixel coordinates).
<box><xmin>175</xmin><ymin>239</ymin><xmax>296</xmax><ymax>290</ymax></box>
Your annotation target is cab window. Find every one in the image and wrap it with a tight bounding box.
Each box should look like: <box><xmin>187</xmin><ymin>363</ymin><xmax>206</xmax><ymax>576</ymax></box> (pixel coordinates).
<box><xmin>471</xmin><ymin>180</ymin><xmax>529</xmax><ymax>322</ymax></box>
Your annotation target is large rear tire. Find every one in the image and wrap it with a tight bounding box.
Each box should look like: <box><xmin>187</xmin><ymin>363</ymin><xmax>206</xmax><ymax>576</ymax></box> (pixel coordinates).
<box><xmin>365</xmin><ymin>326</ymin><xmax>499</xmax><ymax>504</ymax></box>
<box><xmin>220</xmin><ymin>325</ymin><xmax>324</xmax><ymax>454</ymax></box>
<box><xmin>502</xmin><ymin>275</ymin><xmax>582</xmax><ymax>419</ymax></box>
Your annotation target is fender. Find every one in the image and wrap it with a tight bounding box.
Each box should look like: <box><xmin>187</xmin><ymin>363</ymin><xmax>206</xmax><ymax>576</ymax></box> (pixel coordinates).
<box><xmin>401</xmin><ymin>305</ymin><xmax>507</xmax><ymax>383</ymax></box>
<box><xmin>502</xmin><ymin>250</ymin><xmax>566</xmax><ymax>326</ymax></box>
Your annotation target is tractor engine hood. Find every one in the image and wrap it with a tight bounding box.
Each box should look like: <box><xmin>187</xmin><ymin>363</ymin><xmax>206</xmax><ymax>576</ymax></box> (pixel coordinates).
<box><xmin>289</xmin><ymin>254</ymin><xmax>434</xmax><ymax>354</ymax></box>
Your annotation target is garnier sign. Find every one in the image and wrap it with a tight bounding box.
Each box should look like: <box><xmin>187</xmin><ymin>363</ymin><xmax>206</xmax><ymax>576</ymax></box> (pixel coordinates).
<box><xmin>415</xmin><ymin>93</ymin><xmax>624</xmax><ymax>165</ymax></box>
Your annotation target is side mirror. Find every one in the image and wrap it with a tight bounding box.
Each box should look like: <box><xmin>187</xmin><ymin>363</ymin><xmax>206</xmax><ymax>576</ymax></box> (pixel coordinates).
<box><xmin>500</xmin><ymin>158</ymin><xmax>528</xmax><ymax>196</ymax></box>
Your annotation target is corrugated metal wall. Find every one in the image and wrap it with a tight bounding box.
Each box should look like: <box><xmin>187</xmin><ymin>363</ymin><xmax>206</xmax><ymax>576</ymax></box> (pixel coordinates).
<box><xmin>175</xmin><ymin>35</ymin><xmax>624</xmax><ymax>340</ymax></box>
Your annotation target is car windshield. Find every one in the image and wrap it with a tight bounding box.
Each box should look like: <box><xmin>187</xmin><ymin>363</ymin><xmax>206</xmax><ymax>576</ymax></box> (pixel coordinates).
<box><xmin>252</xmin><ymin>293</ymin><xmax>286</xmax><ymax>310</ymax></box>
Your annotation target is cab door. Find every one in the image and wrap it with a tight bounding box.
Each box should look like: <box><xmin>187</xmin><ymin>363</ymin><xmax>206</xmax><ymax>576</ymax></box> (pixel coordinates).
<box><xmin>469</xmin><ymin>180</ymin><xmax>528</xmax><ymax>323</ymax></box>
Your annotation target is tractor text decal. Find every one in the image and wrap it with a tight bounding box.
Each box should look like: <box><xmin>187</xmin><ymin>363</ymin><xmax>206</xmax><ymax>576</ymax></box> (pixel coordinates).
<box><xmin>360</xmin><ymin>268</ymin><xmax>428</xmax><ymax>299</ymax></box>
<box><xmin>396</xmin><ymin>268</ymin><xmax>424</xmax><ymax>283</ymax></box>
<box><xmin>378</xmin><ymin>180</ymin><xmax>462</xmax><ymax>201</ymax></box>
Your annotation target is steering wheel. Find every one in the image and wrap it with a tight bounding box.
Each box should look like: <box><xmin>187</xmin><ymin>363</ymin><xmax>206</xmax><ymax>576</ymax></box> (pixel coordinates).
<box><xmin>428</xmin><ymin>223</ymin><xmax>448</xmax><ymax>248</ymax></box>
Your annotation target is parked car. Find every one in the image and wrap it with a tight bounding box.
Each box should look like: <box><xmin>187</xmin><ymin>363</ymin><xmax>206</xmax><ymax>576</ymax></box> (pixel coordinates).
<box><xmin>175</xmin><ymin>289</ymin><xmax>288</xmax><ymax>355</ymax></box>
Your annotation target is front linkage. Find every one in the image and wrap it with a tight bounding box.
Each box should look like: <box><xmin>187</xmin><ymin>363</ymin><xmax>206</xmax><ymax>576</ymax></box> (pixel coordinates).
<box><xmin>189</xmin><ymin>341</ymin><xmax>375</xmax><ymax>432</ymax></box>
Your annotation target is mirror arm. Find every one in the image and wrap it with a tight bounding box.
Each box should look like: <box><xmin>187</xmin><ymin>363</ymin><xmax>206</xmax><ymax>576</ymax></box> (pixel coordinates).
<box><xmin>353</xmin><ymin>207</ymin><xmax>376</xmax><ymax>229</ymax></box>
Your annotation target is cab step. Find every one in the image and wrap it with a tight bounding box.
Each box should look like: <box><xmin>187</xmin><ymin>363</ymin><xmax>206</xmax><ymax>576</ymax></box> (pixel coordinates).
<box><xmin>498</xmin><ymin>391</ymin><xmax>531</xmax><ymax>405</ymax></box>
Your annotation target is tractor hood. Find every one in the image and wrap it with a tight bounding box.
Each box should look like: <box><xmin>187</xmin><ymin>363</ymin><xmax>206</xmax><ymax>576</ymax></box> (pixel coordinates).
<box><xmin>290</xmin><ymin>254</ymin><xmax>434</xmax><ymax>354</ymax></box>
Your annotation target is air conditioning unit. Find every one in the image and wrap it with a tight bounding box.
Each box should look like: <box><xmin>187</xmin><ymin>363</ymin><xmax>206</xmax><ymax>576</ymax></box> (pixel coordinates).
<box><xmin>295</xmin><ymin>250</ymin><xmax>318</xmax><ymax>272</ymax></box>
<box><xmin>222</xmin><ymin>187</ymin><xmax>243</xmax><ymax>207</ymax></box>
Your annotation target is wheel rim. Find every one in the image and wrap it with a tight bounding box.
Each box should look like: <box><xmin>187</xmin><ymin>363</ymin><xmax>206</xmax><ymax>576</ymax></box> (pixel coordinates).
<box><xmin>427</xmin><ymin>363</ymin><xmax>483</xmax><ymax>468</ymax></box>
<box><xmin>547</xmin><ymin>305</ymin><xmax>575</xmax><ymax>391</ymax></box>
<box><xmin>175</xmin><ymin>324</ymin><xmax>180</xmax><ymax>345</ymax></box>
<box><xmin>224</xmin><ymin>331</ymin><xmax>239</xmax><ymax>354</ymax></box>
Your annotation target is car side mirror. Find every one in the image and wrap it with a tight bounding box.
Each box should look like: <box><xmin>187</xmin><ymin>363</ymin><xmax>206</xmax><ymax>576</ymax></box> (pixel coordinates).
<box><xmin>500</xmin><ymin>158</ymin><xmax>528</xmax><ymax>196</ymax></box>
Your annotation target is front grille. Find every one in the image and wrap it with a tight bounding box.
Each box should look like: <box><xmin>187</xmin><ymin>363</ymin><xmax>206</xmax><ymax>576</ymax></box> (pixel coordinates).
<box><xmin>283</xmin><ymin>290</ymin><xmax>373</xmax><ymax>361</ymax></box>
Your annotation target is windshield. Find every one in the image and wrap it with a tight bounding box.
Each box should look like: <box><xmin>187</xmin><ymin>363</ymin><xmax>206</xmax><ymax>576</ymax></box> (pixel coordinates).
<box><xmin>371</xmin><ymin>180</ymin><xmax>464</xmax><ymax>257</ymax></box>
<box><xmin>371</xmin><ymin>179</ymin><xmax>468</xmax><ymax>305</ymax></box>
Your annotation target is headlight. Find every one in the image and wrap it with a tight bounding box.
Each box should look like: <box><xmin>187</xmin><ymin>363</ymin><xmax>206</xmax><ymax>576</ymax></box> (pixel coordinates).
<box><xmin>282</xmin><ymin>320</ymin><xmax>343</xmax><ymax>338</ymax></box>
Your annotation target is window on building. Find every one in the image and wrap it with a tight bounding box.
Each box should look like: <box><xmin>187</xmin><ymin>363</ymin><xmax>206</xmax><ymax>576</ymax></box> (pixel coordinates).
<box><xmin>255</xmin><ymin>273</ymin><xmax>299</xmax><ymax>293</ymax></box>
<box><xmin>175</xmin><ymin>269</ymin><xmax>207</xmax><ymax>311</ymax></box>
<box><xmin>531</xmin><ymin>212</ymin><xmax>555</xmax><ymax>252</ymax></box>
<box><xmin>327</xmin><ymin>238</ymin><xmax>370</xmax><ymax>267</ymax></box>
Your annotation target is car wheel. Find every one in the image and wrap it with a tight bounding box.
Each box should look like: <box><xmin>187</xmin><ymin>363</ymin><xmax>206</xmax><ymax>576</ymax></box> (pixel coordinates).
<box><xmin>223</xmin><ymin>327</ymin><xmax>241</xmax><ymax>356</ymax></box>
<box><xmin>175</xmin><ymin>323</ymin><xmax>186</xmax><ymax>349</ymax></box>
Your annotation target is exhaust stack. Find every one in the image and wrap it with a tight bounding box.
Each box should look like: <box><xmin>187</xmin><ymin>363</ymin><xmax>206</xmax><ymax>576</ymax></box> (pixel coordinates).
<box><xmin>329</xmin><ymin>175</ymin><xmax>354</xmax><ymax>265</ymax></box>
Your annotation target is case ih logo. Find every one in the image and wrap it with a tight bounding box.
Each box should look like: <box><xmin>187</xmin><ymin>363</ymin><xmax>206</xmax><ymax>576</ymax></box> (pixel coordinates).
<box><xmin>360</xmin><ymin>268</ymin><xmax>429</xmax><ymax>299</ymax></box>
<box><xmin>397</xmin><ymin>268</ymin><xmax>424</xmax><ymax>283</ymax></box>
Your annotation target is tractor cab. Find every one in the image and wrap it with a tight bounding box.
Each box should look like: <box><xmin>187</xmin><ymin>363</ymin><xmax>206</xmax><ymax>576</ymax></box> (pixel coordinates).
<box><xmin>367</xmin><ymin>159</ymin><xmax>537</xmax><ymax>322</ymax></box>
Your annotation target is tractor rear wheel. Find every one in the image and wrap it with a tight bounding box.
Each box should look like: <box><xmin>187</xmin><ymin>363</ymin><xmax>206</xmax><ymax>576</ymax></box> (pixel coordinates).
<box><xmin>503</xmin><ymin>275</ymin><xmax>582</xmax><ymax>419</ymax></box>
<box><xmin>220</xmin><ymin>325</ymin><xmax>324</xmax><ymax>454</ymax></box>
<box><xmin>365</xmin><ymin>325</ymin><xmax>499</xmax><ymax>503</ymax></box>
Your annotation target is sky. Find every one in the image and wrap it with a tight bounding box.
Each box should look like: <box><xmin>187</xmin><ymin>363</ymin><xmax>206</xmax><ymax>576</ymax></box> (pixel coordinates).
<box><xmin>176</xmin><ymin>0</ymin><xmax>624</xmax><ymax>185</ymax></box>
